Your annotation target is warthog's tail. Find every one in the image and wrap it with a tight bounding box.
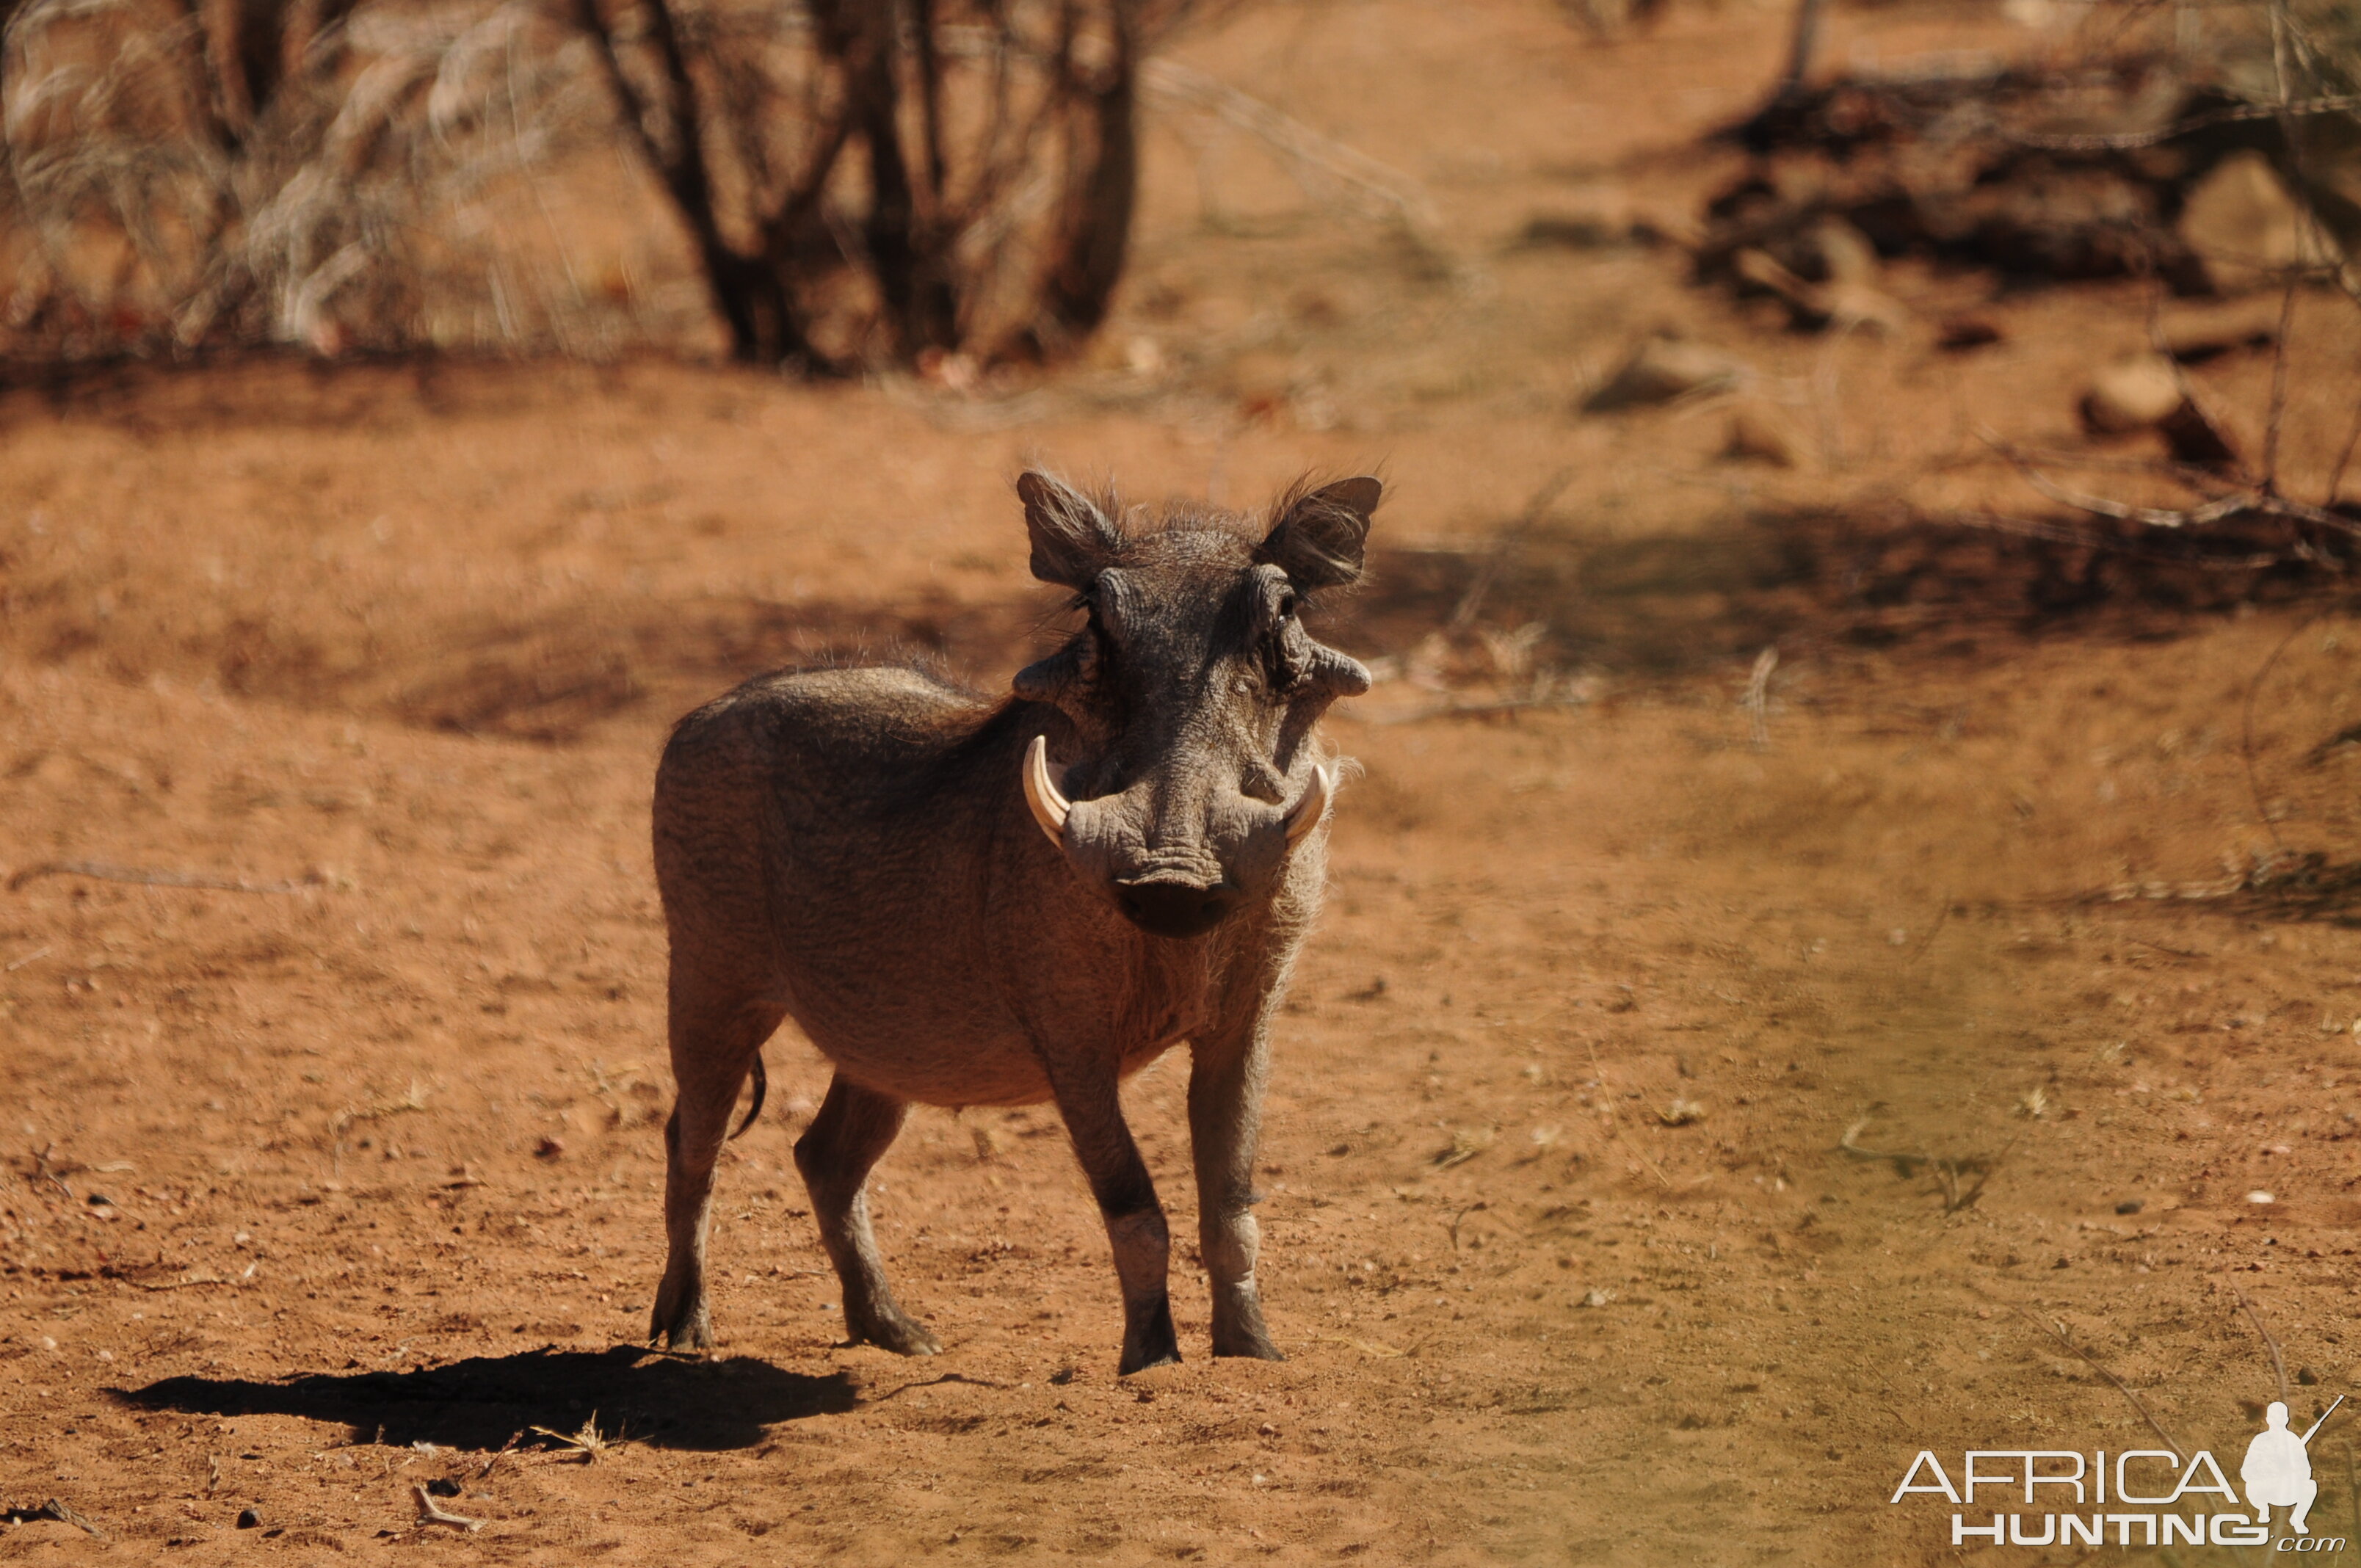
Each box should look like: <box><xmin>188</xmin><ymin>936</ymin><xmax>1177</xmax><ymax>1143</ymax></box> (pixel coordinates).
<box><xmin>730</xmin><ymin>1053</ymin><xmax>766</xmax><ymax>1140</ymax></box>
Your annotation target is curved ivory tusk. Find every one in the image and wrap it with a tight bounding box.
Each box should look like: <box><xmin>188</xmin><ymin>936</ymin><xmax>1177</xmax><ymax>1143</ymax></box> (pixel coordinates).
<box><xmin>1022</xmin><ymin>735</ymin><xmax>1071</xmax><ymax>845</ymax></box>
<box><xmin>1283</xmin><ymin>761</ymin><xmax>1335</xmax><ymax>843</ymax></box>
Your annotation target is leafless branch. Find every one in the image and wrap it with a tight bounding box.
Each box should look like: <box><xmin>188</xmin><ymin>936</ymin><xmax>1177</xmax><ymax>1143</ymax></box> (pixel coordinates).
<box><xmin>2239</xmin><ymin>607</ymin><xmax>2326</xmax><ymax>854</ymax></box>
<box><xmin>1980</xmin><ymin>432</ymin><xmax>2361</xmax><ymax>539</ymax></box>
<box><xmin>1743</xmin><ymin>645</ymin><xmax>1777</xmax><ymax>751</ymax></box>
<box><xmin>1937</xmin><ymin>509</ymin><xmax>2283</xmax><ymax>567</ymax></box>
<box><xmin>1</xmin><ymin>1499</ymin><xmax>104</xmax><ymax>1538</ymax></box>
<box><xmin>4</xmin><ymin>0</ymin><xmax>1187</xmax><ymax>366</ymax></box>
<box><xmin>1139</xmin><ymin>57</ymin><xmax>1448</xmax><ymax>257</ymax></box>
<box><xmin>2329</xmin><ymin>400</ymin><xmax>2361</xmax><ymax>512</ymax></box>
<box><xmin>2006</xmin><ymin>92</ymin><xmax>2361</xmax><ymax>150</ymax></box>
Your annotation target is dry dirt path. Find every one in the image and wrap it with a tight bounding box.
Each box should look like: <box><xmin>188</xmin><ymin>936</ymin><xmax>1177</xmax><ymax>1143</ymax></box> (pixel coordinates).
<box><xmin>0</xmin><ymin>365</ymin><xmax>2356</xmax><ymax>1567</ymax></box>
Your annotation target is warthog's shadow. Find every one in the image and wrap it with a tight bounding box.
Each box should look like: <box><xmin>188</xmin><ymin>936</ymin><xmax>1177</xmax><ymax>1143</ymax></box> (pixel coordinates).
<box><xmin>116</xmin><ymin>1345</ymin><xmax>856</xmax><ymax>1451</ymax></box>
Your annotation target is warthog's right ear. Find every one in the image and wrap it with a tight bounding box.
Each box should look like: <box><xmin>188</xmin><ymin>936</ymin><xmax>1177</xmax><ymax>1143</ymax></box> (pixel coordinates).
<box><xmin>1018</xmin><ymin>471</ymin><xmax>1122</xmax><ymax>588</ymax></box>
<box><xmin>1013</xmin><ymin>640</ymin><xmax>1084</xmax><ymax>704</ymax></box>
<box><xmin>1260</xmin><ymin>476</ymin><xmax>1379</xmax><ymax>590</ymax></box>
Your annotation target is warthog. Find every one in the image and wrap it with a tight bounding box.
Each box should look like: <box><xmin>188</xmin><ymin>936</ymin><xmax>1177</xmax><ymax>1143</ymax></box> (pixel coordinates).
<box><xmin>647</xmin><ymin>471</ymin><xmax>1379</xmax><ymax>1373</ymax></box>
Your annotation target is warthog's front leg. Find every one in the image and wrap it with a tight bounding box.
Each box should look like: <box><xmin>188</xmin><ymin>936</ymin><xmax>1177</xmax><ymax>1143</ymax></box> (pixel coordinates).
<box><xmin>1189</xmin><ymin>1026</ymin><xmax>1283</xmax><ymax>1360</ymax></box>
<box><xmin>794</xmin><ymin>1073</ymin><xmax>940</xmax><ymax>1356</ymax></box>
<box><xmin>650</xmin><ymin>981</ymin><xmax>782</xmax><ymax>1352</ymax></box>
<box><xmin>1045</xmin><ymin>1056</ymin><xmax>1180</xmax><ymax>1374</ymax></box>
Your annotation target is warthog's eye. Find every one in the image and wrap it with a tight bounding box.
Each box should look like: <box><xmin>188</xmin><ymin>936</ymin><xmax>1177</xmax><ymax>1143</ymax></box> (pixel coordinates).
<box><xmin>1075</xmin><ymin>602</ymin><xmax>1117</xmax><ymax>691</ymax></box>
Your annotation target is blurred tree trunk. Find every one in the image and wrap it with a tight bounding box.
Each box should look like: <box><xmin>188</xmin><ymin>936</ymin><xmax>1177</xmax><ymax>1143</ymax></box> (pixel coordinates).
<box><xmin>1735</xmin><ymin>0</ymin><xmax>1824</xmax><ymax>149</ymax></box>
<box><xmin>201</xmin><ymin>0</ymin><xmax>278</xmax><ymax>136</ymax></box>
<box><xmin>573</xmin><ymin>0</ymin><xmax>810</xmax><ymax>366</ymax></box>
<box><xmin>186</xmin><ymin>0</ymin><xmax>351</xmax><ymax>142</ymax></box>
<box><xmin>1037</xmin><ymin>0</ymin><xmax>1138</xmax><ymax>344</ymax></box>
<box><xmin>1772</xmin><ymin>0</ymin><xmax>1824</xmax><ymax>104</ymax></box>
<box><xmin>813</xmin><ymin>0</ymin><xmax>958</xmax><ymax>358</ymax></box>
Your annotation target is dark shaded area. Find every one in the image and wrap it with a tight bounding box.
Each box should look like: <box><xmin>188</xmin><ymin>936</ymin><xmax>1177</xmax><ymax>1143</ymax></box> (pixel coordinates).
<box><xmin>115</xmin><ymin>1346</ymin><xmax>860</xmax><ymax>1452</ymax></box>
<box><xmin>6</xmin><ymin>350</ymin><xmax>2349</xmax><ymax>736</ymax></box>
<box><xmin>2083</xmin><ymin>850</ymin><xmax>2361</xmax><ymax>928</ymax></box>
<box><xmin>378</xmin><ymin>506</ymin><xmax>2349</xmax><ymax>738</ymax></box>
<box><xmin>22</xmin><ymin>502</ymin><xmax>2349</xmax><ymax>747</ymax></box>
<box><xmin>0</xmin><ymin>352</ymin><xmax>774</xmax><ymax>432</ymax></box>
<box><xmin>2216</xmin><ymin>852</ymin><xmax>2361</xmax><ymax>926</ymax></box>
<box><xmin>6</xmin><ymin>582</ymin><xmax>1061</xmax><ymax>748</ymax></box>
<box><xmin>1330</xmin><ymin>505</ymin><xmax>2352</xmax><ymax>677</ymax></box>
<box><xmin>321</xmin><ymin>593</ymin><xmax>1055</xmax><ymax>744</ymax></box>
<box><xmin>1708</xmin><ymin>56</ymin><xmax>2360</xmax><ymax>293</ymax></box>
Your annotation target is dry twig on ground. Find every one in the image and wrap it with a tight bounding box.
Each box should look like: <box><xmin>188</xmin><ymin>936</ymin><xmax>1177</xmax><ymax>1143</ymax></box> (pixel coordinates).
<box><xmin>409</xmin><ymin>1481</ymin><xmax>483</xmax><ymax>1531</ymax></box>
<box><xmin>1584</xmin><ymin>1039</ymin><xmax>1672</xmax><ymax>1190</ymax></box>
<box><xmin>1449</xmin><ymin>470</ymin><xmax>1574</xmax><ymax>634</ymax></box>
<box><xmin>2235</xmin><ymin>1287</ymin><xmax>2292</xmax><ymax>1406</ymax></box>
<box><xmin>1</xmin><ymin>1499</ymin><xmax>104</xmax><ymax>1538</ymax></box>
<box><xmin>529</xmin><ymin>1412</ymin><xmax>619</xmax><ymax>1462</ymax></box>
<box><xmin>1995</xmin><ymin>1298</ymin><xmax>2187</xmax><ymax>1463</ymax></box>
<box><xmin>4</xmin><ymin>860</ymin><xmax>322</xmax><ymax>893</ymax></box>
<box><xmin>1837</xmin><ymin>1111</ymin><xmax>2005</xmax><ymax>1213</ymax></box>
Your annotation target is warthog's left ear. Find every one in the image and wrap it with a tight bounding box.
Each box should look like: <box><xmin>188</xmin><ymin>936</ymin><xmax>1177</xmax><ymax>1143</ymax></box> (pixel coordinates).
<box><xmin>1018</xmin><ymin>471</ymin><xmax>1122</xmax><ymax>589</ymax></box>
<box><xmin>1259</xmin><ymin>476</ymin><xmax>1379</xmax><ymax>590</ymax></box>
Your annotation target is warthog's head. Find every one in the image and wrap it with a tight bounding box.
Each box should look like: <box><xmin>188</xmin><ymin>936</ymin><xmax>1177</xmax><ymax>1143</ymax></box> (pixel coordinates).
<box><xmin>1011</xmin><ymin>471</ymin><xmax>1377</xmax><ymax>939</ymax></box>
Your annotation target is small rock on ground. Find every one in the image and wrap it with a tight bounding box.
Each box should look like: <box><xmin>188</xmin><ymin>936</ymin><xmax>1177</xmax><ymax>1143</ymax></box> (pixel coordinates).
<box><xmin>2081</xmin><ymin>352</ymin><xmax>2183</xmax><ymax>432</ymax></box>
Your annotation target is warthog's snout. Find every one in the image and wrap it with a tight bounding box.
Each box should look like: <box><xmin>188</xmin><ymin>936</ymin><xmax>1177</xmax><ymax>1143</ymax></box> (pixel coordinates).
<box><xmin>1024</xmin><ymin>736</ymin><xmax>1337</xmax><ymax>937</ymax></box>
<box><xmin>1114</xmin><ymin>874</ymin><xmax>1237</xmax><ymax>939</ymax></box>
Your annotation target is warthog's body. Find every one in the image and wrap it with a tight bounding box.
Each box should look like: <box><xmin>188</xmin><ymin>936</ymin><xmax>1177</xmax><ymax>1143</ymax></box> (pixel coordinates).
<box><xmin>648</xmin><ymin>473</ymin><xmax>1378</xmax><ymax>1372</ymax></box>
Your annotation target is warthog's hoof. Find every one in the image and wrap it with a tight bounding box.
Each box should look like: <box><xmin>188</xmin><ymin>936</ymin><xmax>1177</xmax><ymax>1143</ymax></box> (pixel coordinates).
<box><xmin>1117</xmin><ymin>1296</ymin><xmax>1182</xmax><ymax>1376</ymax></box>
<box><xmin>1211</xmin><ymin>1291</ymin><xmax>1283</xmax><ymax>1360</ymax></box>
<box><xmin>850</xmin><ymin>1306</ymin><xmax>941</xmax><ymax>1357</ymax></box>
<box><xmin>1118</xmin><ymin>1343</ymin><xmax>1183</xmax><ymax>1376</ymax></box>
<box><xmin>650</xmin><ymin>1280</ymin><xmax>715</xmax><ymax>1352</ymax></box>
<box><xmin>653</xmin><ymin>1316</ymin><xmax>716</xmax><ymax>1353</ymax></box>
<box><xmin>1211</xmin><ymin>1335</ymin><xmax>1285</xmax><ymax>1362</ymax></box>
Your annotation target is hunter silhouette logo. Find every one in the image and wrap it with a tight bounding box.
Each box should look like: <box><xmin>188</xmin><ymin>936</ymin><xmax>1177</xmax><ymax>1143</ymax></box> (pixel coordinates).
<box><xmin>1890</xmin><ymin>1393</ymin><xmax>2349</xmax><ymax>1550</ymax></box>
<box><xmin>2244</xmin><ymin>1397</ymin><xmax>2341</xmax><ymax>1536</ymax></box>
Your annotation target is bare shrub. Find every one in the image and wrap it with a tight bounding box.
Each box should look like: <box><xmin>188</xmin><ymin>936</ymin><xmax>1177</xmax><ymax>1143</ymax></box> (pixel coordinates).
<box><xmin>0</xmin><ymin>0</ymin><xmax>1209</xmax><ymax>367</ymax></box>
<box><xmin>4</xmin><ymin>0</ymin><xmax>596</xmax><ymax>355</ymax></box>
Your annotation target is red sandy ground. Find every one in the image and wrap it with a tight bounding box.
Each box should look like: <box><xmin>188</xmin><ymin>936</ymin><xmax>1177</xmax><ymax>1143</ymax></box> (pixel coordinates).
<box><xmin>3</xmin><ymin>1</ymin><xmax>2360</xmax><ymax>1564</ymax></box>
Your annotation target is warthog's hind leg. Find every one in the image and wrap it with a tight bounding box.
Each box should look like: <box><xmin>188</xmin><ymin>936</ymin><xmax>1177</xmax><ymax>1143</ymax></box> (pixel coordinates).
<box><xmin>794</xmin><ymin>1074</ymin><xmax>940</xmax><ymax>1356</ymax></box>
<box><xmin>1046</xmin><ymin>1058</ymin><xmax>1180</xmax><ymax>1375</ymax></box>
<box><xmin>1189</xmin><ymin>1028</ymin><xmax>1283</xmax><ymax>1361</ymax></box>
<box><xmin>650</xmin><ymin>986</ymin><xmax>783</xmax><ymax>1353</ymax></box>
